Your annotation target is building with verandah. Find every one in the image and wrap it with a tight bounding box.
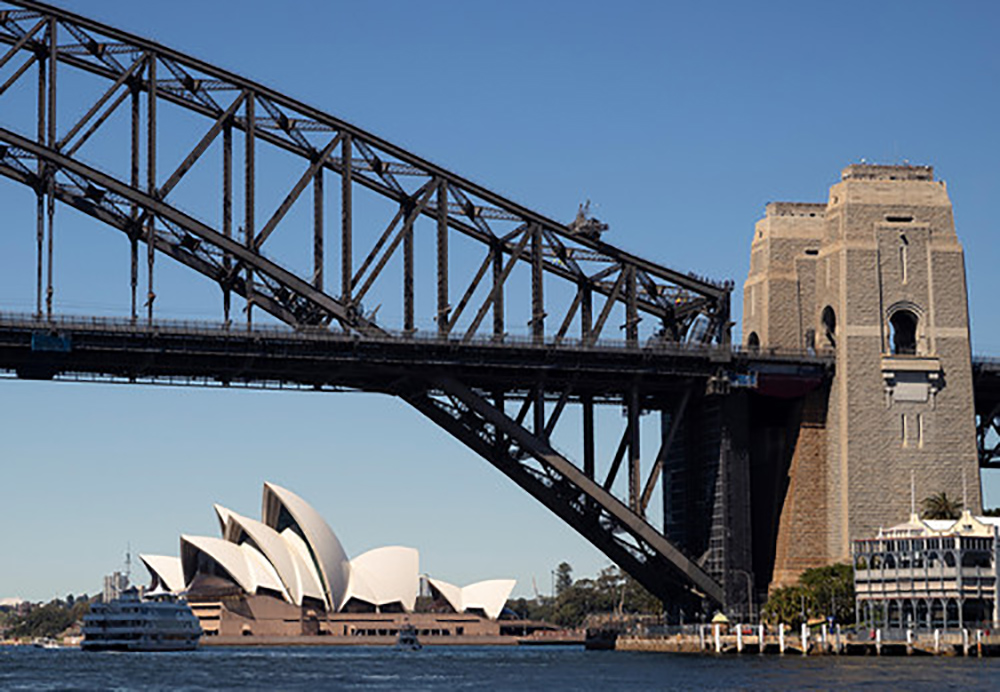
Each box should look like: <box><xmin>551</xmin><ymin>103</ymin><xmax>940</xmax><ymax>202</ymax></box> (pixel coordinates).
<box><xmin>853</xmin><ymin>511</ymin><xmax>999</xmax><ymax>630</ymax></box>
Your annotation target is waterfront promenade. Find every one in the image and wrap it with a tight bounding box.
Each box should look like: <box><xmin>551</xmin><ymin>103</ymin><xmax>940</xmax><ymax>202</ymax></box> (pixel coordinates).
<box><xmin>617</xmin><ymin>625</ymin><xmax>1000</xmax><ymax>657</ymax></box>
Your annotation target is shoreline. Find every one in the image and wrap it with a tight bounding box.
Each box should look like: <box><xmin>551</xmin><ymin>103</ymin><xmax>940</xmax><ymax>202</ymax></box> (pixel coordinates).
<box><xmin>202</xmin><ymin>633</ymin><xmax>585</xmax><ymax>647</ymax></box>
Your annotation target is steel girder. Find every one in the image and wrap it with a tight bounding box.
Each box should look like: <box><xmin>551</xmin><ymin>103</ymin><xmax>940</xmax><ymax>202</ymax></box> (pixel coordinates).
<box><xmin>404</xmin><ymin>377</ymin><xmax>724</xmax><ymax>604</ymax></box>
<box><xmin>0</xmin><ymin>0</ymin><xmax>742</xmax><ymax>605</ymax></box>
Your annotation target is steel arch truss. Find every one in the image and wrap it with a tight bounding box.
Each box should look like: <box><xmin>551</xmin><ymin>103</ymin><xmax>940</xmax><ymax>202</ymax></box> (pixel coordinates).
<box><xmin>0</xmin><ymin>1</ymin><xmax>732</xmax><ymax>604</ymax></box>
<box><xmin>0</xmin><ymin>0</ymin><xmax>730</xmax><ymax>343</ymax></box>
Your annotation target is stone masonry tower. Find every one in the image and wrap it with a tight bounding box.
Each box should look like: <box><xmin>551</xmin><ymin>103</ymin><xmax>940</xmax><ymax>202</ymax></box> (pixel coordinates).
<box><xmin>744</xmin><ymin>164</ymin><xmax>981</xmax><ymax>585</ymax></box>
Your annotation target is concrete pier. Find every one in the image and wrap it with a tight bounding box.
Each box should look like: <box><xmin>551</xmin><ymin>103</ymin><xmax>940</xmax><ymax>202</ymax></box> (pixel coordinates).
<box><xmin>616</xmin><ymin>626</ymin><xmax>1000</xmax><ymax>657</ymax></box>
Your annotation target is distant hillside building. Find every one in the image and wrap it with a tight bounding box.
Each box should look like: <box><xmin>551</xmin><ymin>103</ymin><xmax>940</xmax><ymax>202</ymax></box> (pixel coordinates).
<box><xmin>743</xmin><ymin>164</ymin><xmax>981</xmax><ymax>588</ymax></box>
<box><xmin>102</xmin><ymin>571</ymin><xmax>128</xmax><ymax>604</ymax></box>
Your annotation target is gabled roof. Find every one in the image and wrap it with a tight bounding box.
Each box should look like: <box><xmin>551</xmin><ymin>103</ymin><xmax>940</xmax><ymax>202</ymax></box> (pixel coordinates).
<box><xmin>880</xmin><ymin>510</ymin><xmax>1000</xmax><ymax>538</ymax></box>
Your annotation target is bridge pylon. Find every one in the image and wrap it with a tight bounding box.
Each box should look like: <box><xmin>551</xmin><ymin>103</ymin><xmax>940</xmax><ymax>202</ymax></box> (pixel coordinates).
<box><xmin>744</xmin><ymin>164</ymin><xmax>981</xmax><ymax>588</ymax></box>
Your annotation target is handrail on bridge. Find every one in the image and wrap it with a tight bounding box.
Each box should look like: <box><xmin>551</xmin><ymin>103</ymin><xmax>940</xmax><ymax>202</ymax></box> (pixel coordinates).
<box><xmin>0</xmin><ymin>311</ymin><xmax>833</xmax><ymax>364</ymax></box>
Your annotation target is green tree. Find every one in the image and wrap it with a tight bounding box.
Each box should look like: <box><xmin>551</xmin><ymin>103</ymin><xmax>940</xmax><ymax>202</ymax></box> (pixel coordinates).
<box><xmin>982</xmin><ymin>507</ymin><xmax>1000</xmax><ymax>517</ymax></box>
<box><xmin>920</xmin><ymin>491</ymin><xmax>963</xmax><ymax>520</ymax></box>
<box><xmin>761</xmin><ymin>585</ymin><xmax>813</xmax><ymax>627</ymax></box>
<box><xmin>554</xmin><ymin>562</ymin><xmax>573</xmax><ymax>597</ymax></box>
<box><xmin>8</xmin><ymin>601</ymin><xmax>74</xmax><ymax>639</ymax></box>
<box><xmin>761</xmin><ymin>564</ymin><xmax>854</xmax><ymax>626</ymax></box>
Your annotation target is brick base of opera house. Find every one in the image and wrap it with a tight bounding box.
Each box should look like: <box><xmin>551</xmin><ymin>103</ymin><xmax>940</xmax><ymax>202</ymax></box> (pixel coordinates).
<box><xmin>188</xmin><ymin>593</ymin><xmax>560</xmax><ymax>643</ymax></box>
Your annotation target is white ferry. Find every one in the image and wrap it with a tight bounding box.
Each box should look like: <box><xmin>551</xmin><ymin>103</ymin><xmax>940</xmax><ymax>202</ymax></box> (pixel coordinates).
<box><xmin>81</xmin><ymin>588</ymin><xmax>202</xmax><ymax>652</ymax></box>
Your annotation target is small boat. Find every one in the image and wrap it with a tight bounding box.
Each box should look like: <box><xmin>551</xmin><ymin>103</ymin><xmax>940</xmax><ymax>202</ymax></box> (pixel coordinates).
<box><xmin>396</xmin><ymin>623</ymin><xmax>421</xmax><ymax>650</ymax></box>
<box><xmin>32</xmin><ymin>637</ymin><xmax>68</xmax><ymax>650</ymax></box>
<box><xmin>82</xmin><ymin>587</ymin><xmax>202</xmax><ymax>652</ymax></box>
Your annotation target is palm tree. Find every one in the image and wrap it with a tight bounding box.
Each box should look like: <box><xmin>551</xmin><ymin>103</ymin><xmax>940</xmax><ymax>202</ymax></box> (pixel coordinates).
<box><xmin>920</xmin><ymin>491</ymin><xmax>963</xmax><ymax>520</ymax></box>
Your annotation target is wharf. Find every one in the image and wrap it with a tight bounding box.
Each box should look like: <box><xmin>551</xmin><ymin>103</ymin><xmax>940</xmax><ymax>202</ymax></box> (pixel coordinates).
<box><xmin>202</xmin><ymin>632</ymin><xmax>584</xmax><ymax>647</ymax></box>
<box><xmin>616</xmin><ymin>625</ymin><xmax>1000</xmax><ymax>657</ymax></box>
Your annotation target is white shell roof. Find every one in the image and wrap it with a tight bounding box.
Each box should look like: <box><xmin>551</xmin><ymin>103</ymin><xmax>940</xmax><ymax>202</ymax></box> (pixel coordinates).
<box><xmin>344</xmin><ymin>546</ymin><xmax>419</xmax><ymax>611</ymax></box>
<box><xmin>220</xmin><ymin>507</ymin><xmax>324</xmax><ymax>606</ymax></box>
<box><xmin>262</xmin><ymin>482</ymin><xmax>351</xmax><ymax>612</ymax></box>
<box><xmin>427</xmin><ymin>576</ymin><xmax>516</xmax><ymax>620</ymax></box>
<box><xmin>152</xmin><ymin>482</ymin><xmax>513</xmax><ymax>617</ymax></box>
<box><xmin>460</xmin><ymin>579</ymin><xmax>516</xmax><ymax>620</ymax></box>
<box><xmin>139</xmin><ymin>554</ymin><xmax>185</xmax><ymax>593</ymax></box>
<box><xmin>213</xmin><ymin>504</ymin><xmax>234</xmax><ymax>536</ymax></box>
<box><xmin>180</xmin><ymin>534</ymin><xmax>285</xmax><ymax>597</ymax></box>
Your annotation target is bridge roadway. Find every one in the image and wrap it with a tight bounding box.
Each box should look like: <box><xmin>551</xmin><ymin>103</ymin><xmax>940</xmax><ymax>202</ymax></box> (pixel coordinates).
<box><xmin>0</xmin><ymin>313</ymin><xmax>831</xmax><ymax>396</ymax></box>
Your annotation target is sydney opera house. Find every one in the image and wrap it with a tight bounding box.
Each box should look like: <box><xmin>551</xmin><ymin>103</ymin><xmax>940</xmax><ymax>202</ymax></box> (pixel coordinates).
<box><xmin>139</xmin><ymin>482</ymin><xmax>520</xmax><ymax>639</ymax></box>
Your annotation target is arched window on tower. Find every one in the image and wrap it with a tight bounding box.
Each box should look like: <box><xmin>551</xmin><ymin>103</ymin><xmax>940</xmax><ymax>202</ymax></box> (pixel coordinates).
<box><xmin>890</xmin><ymin>310</ymin><xmax>918</xmax><ymax>355</ymax></box>
<box><xmin>747</xmin><ymin>332</ymin><xmax>760</xmax><ymax>351</ymax></box>
<box><xmin>821</xmin><ymin>306</ymin><xmax>836</xmax><ymax>348</ymax></box>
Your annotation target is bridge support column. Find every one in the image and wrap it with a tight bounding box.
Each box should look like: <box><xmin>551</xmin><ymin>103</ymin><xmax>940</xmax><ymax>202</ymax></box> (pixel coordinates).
<box><xmin>663</xmin><ymin>388</ymin><xmax>753</xmax><ymax>615</ymax></box>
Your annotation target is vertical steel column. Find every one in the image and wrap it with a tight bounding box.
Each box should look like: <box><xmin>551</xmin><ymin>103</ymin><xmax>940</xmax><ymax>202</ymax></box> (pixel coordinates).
<box><xmin>658</xmin><ymin>407</ymin><xmax>670</xmax><ymax>516</ymax></box>
<box><xmin>222</xmin><ymin>122</ymin><xmax>232</xmax><ymax>324</ymax></box>
<box><xmin>403</xmin><ymin>196</ymin><xmax>414</xmax><ymax>334</ymax></box>
<box><xmin>583</xmin><ymin>394</ymin><xmax>595</xmax><ymax>480</ymax></box>
<box><xmin>34</xmin><ymin>48</ymin><xmax>45</xmax><ymax>318</ymax></box>
<box><xmin>492</xmin><ymin>243</ymin><xmax>504</xmax><ymax>338</ymax></box>
<box><xmin>145</xmin><ymin>56</ymin><xmax>156</xmax><ymax>323</ymax></box>
<box><xmin>437</xmin><ymin>179</ymin><xmax>449</xmax><ymax>336</ymax></box>
<box><xmin>129</xmin><ymin>79</ymin><xmax>140</xmax><ymax>322</ymax></box>
<box><xmin>245</xmin><ymin>94</ymin><xmax>255</xmax><ymax>329</ymax></box>
<box><xmin>533</xmin><ymin>386</ymin><xmax>545</xmax><ymax>440</ymax></box>
<box><xmin>44</xmin><ymin>18</ymin><xmax>56</xmax><ymax>319</ymax></box>
<box><xmin>313</xmin><ymin>165</ymin><xmax>323</xmax><ymax>291</ymax></box>
<box><xmin>628</xmin><ymin>385</ymin><xmax>641</xmax><ymax>512</ymax></box>
<box><xmin>531</xmin><ymin>224</ymin><xmax>544</xmax><ymax>343</ymax></box>
<box><xmin>493</xmin><ymin>389</ymin><xmax>506</xmax><ymax>455</ymax></box>
<box><xmin>581</xmin><ymin>283</ymin><xmax>592</xmax><ymax>344</ymax></box>
<box><xmin>341</xmin><ymin>133</ymin><xmax>352</xmax><ymax>304</ymax></box>
<box><xmin>626</xmin><ymin>265</ymin><xmax>638</xmax><ymax>346</ymax></box>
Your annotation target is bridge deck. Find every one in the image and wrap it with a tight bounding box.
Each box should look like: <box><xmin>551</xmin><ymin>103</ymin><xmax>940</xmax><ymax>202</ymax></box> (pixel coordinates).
<box><xmin>0</xmin><ymin>313</ymin><xmax>832</xmax><ymax>398</ymax></box>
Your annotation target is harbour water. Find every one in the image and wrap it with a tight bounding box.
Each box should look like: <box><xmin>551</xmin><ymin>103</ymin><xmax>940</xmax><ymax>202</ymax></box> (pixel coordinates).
<box><xmin>2</xmin><ymin>644</ymin><xmax>999</xmax><ymax>691</ymax></box>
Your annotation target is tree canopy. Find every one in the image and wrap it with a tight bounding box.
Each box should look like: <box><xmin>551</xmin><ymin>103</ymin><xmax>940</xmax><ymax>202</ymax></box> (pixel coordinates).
<box><xmin>506</xmin><ymin>564</ymin><xmax>661</xmax><ymax>628</ymax></box>
<box><xmin>761</xmin><ymin>564</ymin><xmax>854</xmax><ymax>627</ymax></box>
<box><xmin>920</xmin><ymin>491</ymin><xmax>963</xmax><ymax>520</ymax></box>
<box><xmin>1</xmin><ymin>595</ymin><xmax>93</xmax><ymax>641</ymax></box>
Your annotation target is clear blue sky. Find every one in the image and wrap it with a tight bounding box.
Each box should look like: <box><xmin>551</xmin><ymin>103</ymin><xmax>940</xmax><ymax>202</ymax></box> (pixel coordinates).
<box><xmin>2</xmin><ymin>0</ymin><xmax>999</xmax><ymax>602</ymax></box>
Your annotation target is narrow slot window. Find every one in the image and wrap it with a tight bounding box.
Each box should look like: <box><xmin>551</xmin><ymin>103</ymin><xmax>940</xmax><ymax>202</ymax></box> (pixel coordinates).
<box><xmin>901</xmin><ymin>414</ymin><xmax>908</xmax><ymax>447</ymax></box>
<box><xmin>900</xmin><ymin>234</ymin><xmax>909</xmax><ymax>284</ymax></box>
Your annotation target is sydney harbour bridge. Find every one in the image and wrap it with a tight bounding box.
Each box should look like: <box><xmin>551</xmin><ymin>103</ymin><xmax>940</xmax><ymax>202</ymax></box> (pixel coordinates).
<box><xmin>0</xmin><ymin>1</ymin><xmax>998</xmax><ymax>614</ymax></box>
